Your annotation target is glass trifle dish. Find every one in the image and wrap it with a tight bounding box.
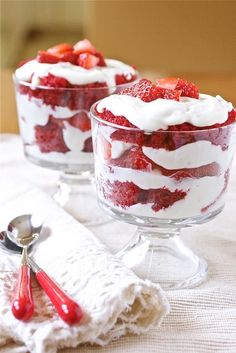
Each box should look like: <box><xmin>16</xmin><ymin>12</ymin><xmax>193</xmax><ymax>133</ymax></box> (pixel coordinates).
<box><xmin>90</xmin><ymin>78</ymin><xmax>236</xmax><ymax>289</ymax></box>
<box><xmin>14</xmin><ymin>39</ymin><xmax>138</xmax><ymax>223</ymax></box>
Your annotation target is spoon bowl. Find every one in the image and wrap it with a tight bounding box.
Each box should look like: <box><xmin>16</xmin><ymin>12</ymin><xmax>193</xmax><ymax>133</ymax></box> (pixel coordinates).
<box><xmin>7</xmin><ymin>214</ymin><xmax>42</xmax><ymax>248</ymax></box>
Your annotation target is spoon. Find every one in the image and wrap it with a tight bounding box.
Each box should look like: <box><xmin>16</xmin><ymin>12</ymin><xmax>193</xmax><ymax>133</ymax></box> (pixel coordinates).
<box><xmin>7</xmin><ymin>214</ymin><xmax>40</xmax><ymax>321</ymax></box>
<box><xmin>7</xmin><ymin>214</ymin><xmax>83</xmax><ymax>325</ymax></box>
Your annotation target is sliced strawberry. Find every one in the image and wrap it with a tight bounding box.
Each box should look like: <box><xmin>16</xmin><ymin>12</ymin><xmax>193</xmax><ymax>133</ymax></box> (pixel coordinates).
<box><xmin>82</xmin><ymin>137</ymin><xmax>93</xmax><ymax>152</ymax></box>
<box><xmin>111</xmin><ymin>147</ymin><xmax>155</xmax><ymax>171</ymax></box>
<box><xmin>176</xmin><ymin>79</ymin><xmax>199</xmax><ymax>99</ymax></box>
<box><xmin>59</xmin><ymin>52</ymin><xmax>78</xmax><ymax>65</ymax></box>
<box><xmin>156</xmin><ymin>87</ymin><xmax>181</xmax><ymax>101</ymax></box>
<box><xmin>97</xmin><ymin>133</ymin><xmax>111</xmax><ymax>160</ymax></box>
<box><xmin>157</xmin><ymin>77</ymin><xmax>199</xmax><ymax>99</ymax></box>
<box><xmin>48</xmin><ymin>43</ymin><xmax>73</xmax><ymax>55</ymax></box>
<box><xmin>156</xmin><ymin>77</ymin><xmax>179</xmax><ymax>90</ymax></box>
<box><xmin>119</xmin><ymin>79</ymin><xmax>162</xmax><ymax>102</ymax></box>
<box><xmin>115</xmin><ymin>74</ymin><xmax>137</xmax><ymax>85</ymax></box>
<box><xmin>39</xmin><ymin>74</ymin><xmax>70</xmax><ymax>88</ymax></box>
<box><xmin>73</xmin><ymin>39</ymin><xmax>96</xmax><ymax>54</ymax></box>
<box><xmin>67</xmin><ymin>112</ymin><xmax>91</xmax><ymax>132</ymax></box>
<box><xmin>78</xmin><ymin>53</ymin><xmax>99</xmax><ymax>69</ymax></box>
<box><xmin>37</xmin><ymin>51</ymin><xmax>60</xmax><ymax>64</ymax></box>
<box><xmin>94</xmin><ymin>51</ymin><xmax>106</xmax><ymax>67</ymax></box>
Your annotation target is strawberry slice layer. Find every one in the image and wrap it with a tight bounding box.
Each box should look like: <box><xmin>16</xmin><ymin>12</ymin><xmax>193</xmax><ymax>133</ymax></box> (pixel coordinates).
<box><xmin>34</xmin><ymin>39</ymin><xmax>108</xmax><ymax>69</ymax></box>
<box><xmin>102</xmin><ymin>179</ymin><xmax>187</xmax><ymax>211</ymax></box>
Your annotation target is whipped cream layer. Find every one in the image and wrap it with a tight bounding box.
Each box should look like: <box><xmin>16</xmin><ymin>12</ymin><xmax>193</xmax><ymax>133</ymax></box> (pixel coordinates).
<box><xmin>15</xmin><ymin>59</ymin><xmax>136</xmax><ymax>89</ymax></box>
<box><xmin>96</xmin><ymin>94</ymin><xmax>233</xmax><ymax>129</ymax></box>
<box><xmin>26</xmin><ymin>145</ymin><xmax>93</xmax><ymax>165</ymax></box>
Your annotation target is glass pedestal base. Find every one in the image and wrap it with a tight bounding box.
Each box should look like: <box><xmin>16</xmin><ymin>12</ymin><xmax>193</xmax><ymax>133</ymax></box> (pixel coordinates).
<box><xmin>54</xmin><ymin>173</ymin><xmax>112</xmax><ymax>226</ymax></box>
<box><xmin>117</xmin><ymin>227</ymin><xmax>208</xmax><ymax>290</ymax></box>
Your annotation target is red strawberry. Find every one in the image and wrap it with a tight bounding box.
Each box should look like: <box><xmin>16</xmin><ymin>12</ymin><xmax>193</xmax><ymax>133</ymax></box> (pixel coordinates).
<box><xmin>157</xmin><ymin>77</ymin><xmax>199</xmax><ymax>99</ymax></box>
<box><xmin>156</xmin><ymin>87</ymin><xmax>181</xmax><ymax>101</ymax></box>
<box><xmin>48</xmin><ymin>43</ymin><xmax>73</xmax><ymax>55</ymax></box>
<box><xmin>78</xmin><ymin>53</ymin><xmax>99</xmax><ymax>69</ymax></box>
<box><xmin>111</xmin><ymin>147</ymin><xmax>155</xmax><ymax>171</ymax></box>
<box><xmin>176</xmin><ymin>79</ymin><xmax>199</xmax><ymax>99</ymax></box>
<box><xmin>39</xmin><ymin>74</ymin><xmax>69</xmax><ymax>88</ymax></box>
<box><xmin>94</xmin><ymin>52</ymin><xmax>106</xmax><ymax>67</ymax></box>
<box><xmin>156</xmin><ymin>77</ymin><xmax>179</xmax><ymax>90</ymax></box>
<box><xmin>73</xmin><ymin>39</ymin><xmax>96</xmax><ymax>54</ymax></box>
<box><xmin>67</xmin><ymin>112</ymin><xmax>91</xmax><ymax>132</ymax></box>
<box><xmin>82</xmin><ymin>137</ymin><xmax>93</xmax><ymax>152</ymax></box>
<box><xmin>119</xmin><ymin>79</ymin><xmax>162</xmax><ymax>102</ymax></box>
<box><xmin>37</xmin><ymin>51</ymin><xmax>60</xmax><ymax>64</ymax></box>
<box><xmin>35</xmin><ymin>117</ymin><xmax>69</xmax><ymax>153</ymax></box>
<box><xmin>59</xmin><ymin>52</ymin><xmax>78</xmax><ymax>65</ymax></box>
<box><xmin>98</xmin><ymin>133</ymin><xmax>111</xmax><ymax>160</ymax></box>
<box><xmin>105</xmin><ymin>181</ymin><xmax>140</xmax><ymax>208</ymax></box>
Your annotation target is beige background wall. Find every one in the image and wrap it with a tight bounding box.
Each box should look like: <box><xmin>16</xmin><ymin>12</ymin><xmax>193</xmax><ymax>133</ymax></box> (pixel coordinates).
<box><xmin>86</xmin><ymin>0</ymin><xmax>236</xmax><ymax>74</ymax></box>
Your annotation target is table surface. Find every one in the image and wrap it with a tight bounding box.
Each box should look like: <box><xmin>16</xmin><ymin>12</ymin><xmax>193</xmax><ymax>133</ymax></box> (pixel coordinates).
<box><xmin>0</xmin><ymin>135</ymin><xmax>236</xmax><ymax>353</ymax></box>
<box><xmin>1</xmin><ymin>69</ymin><xmax>236</xmax><ymax>133</ymax></box>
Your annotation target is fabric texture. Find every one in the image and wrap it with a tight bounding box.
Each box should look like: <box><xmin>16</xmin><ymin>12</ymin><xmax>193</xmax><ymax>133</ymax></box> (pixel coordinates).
<box><xmin>1</xmin><ymin>134</ymin><xmax>236</xmax><ymax>353</ymax></box>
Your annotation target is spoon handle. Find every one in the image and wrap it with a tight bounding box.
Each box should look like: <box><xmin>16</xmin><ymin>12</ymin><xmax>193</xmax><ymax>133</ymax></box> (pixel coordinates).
<box><xmin>11</xmin><ymin>249</ymin><xmax>34</xmax><ymax>321</ymax></box>
<box><xmin>28</xmin><ymin>257</ymin><xmax>83</xmax><ymax>325</ymax></box>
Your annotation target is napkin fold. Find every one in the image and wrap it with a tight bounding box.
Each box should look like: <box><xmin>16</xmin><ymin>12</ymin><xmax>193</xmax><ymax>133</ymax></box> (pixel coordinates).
<box><xmin>0</xmin><ymin>172</ymin><xmax>169</xmax><ymax>353</ymax></box>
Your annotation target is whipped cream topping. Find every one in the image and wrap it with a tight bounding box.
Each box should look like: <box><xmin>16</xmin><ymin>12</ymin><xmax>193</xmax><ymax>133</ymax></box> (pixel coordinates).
<box><xmin>15</xmin><ymin>59</ymin><xmax>136</xmax><ymax>89</ymax></box>
<box><xmin>96</xmin><ymin>94</ymin><xmax>233</xmax><ymax>130</ymax></box>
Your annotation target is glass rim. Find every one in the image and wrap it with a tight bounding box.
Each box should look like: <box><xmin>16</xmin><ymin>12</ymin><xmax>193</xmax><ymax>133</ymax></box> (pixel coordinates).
<box><xmin>90</xmin><ymin>100</ymin><xmax>236</xmax><ymax>133</ymax></box>
<box><xmin>12</xmin><ymin>71</ymin><xmax>139</xmax><ymax>91</ymax></box>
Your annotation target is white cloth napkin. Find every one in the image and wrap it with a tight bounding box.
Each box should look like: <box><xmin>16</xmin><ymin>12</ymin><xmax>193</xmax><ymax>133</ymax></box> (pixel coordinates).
<box><xmin>0</xmin><ymin>171</ymin><xmax>169</xmax><ymax>353</ymax></box>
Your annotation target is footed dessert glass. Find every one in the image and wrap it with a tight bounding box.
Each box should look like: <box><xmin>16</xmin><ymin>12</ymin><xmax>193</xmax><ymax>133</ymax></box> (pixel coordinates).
<box><xmin>14</xmin><ymin>78</ymin><xmax>136</xmax><ymax>224</ymax></box>
<box><xmin>91</xmin><ymin>104</ymin><xmax>236</xmax><ymax>289</ymax></box>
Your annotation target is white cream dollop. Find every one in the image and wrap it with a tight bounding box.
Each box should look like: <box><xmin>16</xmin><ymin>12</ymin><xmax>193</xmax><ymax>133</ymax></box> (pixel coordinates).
<box><xmin>96</xmin><ymin>94</ymin><xmax>233</xmax><ymax>130</ymax></box>
<box><xmin>15</xmin><ymin>59</ymin><xmax>136</xmax><ymax>89</ymax></box>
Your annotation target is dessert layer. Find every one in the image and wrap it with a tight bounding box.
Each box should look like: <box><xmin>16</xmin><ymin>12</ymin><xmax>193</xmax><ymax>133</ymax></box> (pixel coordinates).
<box><xmin>15</xmin><ymin>59</ymin><xmax>136</xmax><ymax>90</ymax></box>
<box><xmin>96</xmin><ymin>94</ymin><xmax>233</xmax><ymax>130</ymax></box>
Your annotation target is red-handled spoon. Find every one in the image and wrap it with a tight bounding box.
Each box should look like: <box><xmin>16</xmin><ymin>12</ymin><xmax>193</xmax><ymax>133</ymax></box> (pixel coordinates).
<box><xmin>7</xmin><ymin>215</ymin><xmax>41</xmax><ymax>321</ymax></box>
<box><xmin>28</xmin><ymin>257</ymin><xmax>83</xmax><ymax>325</ymax></box>
<box><xmin>11</xmin><ymin>248</ymin><xmax>34</xmax><ymax>321</ymax></box>
<box><xmin>7</xmin><ymin>214</ymin><xmax>83</xmax><ymax>325</ymax></box>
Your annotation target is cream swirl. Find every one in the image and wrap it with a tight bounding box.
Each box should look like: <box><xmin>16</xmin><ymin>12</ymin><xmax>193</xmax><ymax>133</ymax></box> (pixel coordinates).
<box><xmin>96</xmin><ymin>94</ymin><xmax>233</xmax><ymax>129</ymax></box>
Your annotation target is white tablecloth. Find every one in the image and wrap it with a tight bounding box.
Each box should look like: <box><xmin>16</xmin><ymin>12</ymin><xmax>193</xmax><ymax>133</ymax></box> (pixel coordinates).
<box><xmin>0</xmin><ymin>134</ymin><xmax>236</xmax><ymax>353</ymax></box>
